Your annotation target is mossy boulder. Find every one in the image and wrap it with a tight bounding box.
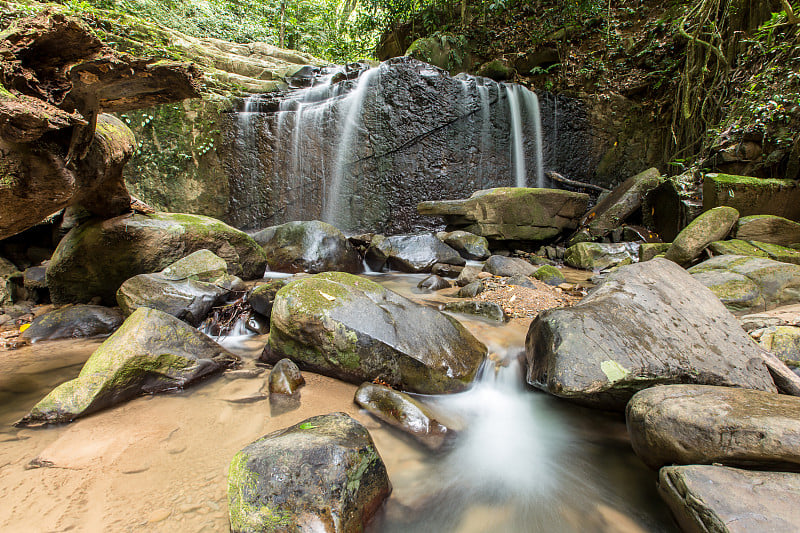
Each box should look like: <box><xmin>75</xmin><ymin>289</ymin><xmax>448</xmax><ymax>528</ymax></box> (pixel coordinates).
<box><xmin>533</xmin><ymin>265</ymin><xmax>565</xmax><ymax>286</ymax></box>
<box><xmin>627</xmin><ymin>385</ymin><xmax>800</xmax><ymax>471</ymax></box>
<box><xmin>21</xmin><ymin>305</ymin><xmax>123</xmax><ymax>342</ymax></box>
<box><xmin>405</xmin><ymin>34</ymin><xmax>469</xmax><ymax>74</ymax></box>
<box><xmin>227</xmin><ymin>413</ymin><xmax>390</xmax><ymax>533</ymax></box>
<box><xmin>734</xmin><ymin>215</ymin><xmax>800</xmax><ymax>247</ymax></box>
<box><xmin>160</xmin><ymin>249</ymin><xmax>228</xmax><ymax>282</ymax></box>
<box><xmin>262</xmin><ymin>272</ymin><xmax>486</xmax><ymax>393</ymax></box>
<box><xmin>665</xmin><ymin>206</ymin><xmax>739</xmax><ymax>265</ymax></box>
<box><xmin>17</xmin><ymin>307</ymin><xmax>239</xmax><ymax>425</ymax></box>
<box><xmin>689</xmin><ymin>255</ymin><xmax>800</xmax><ymax>314</ymax></box>
<box><xmin>365</xmin><ymin>234</ymin><xmax>464</xmax><ymax>273</ymax></box>
<box><xmin>703</xmin><ymin>173</ymin><xmax>800</xmax><ymax>220</ymax></box>
<box><xmin>253</xmin><ymin>220</ymin><xmax>362</xmax><ymax>274</ymax></box>
<box><xmin>564</xmin><ymin>242</ymin><xmax>637</xmax><ymax>270</ymax></box>
<box><xmin>355</xmin><ymin>383</ymin><xmax>453</xmax><ymax>450</ymax></box>
<box><xmin>437</xmin><ymin>230</ymin><xmax>490</xmax><ymax>260</ymax></box>
<box><xmin>476</xmin><ymin>59</ymin><xmax>515</xmax><ymax>81</ymax></box>
<box><xmin>756</xmin><ymin>326</ymin><xmax>800</xmax><ymax>368</ymax></box>
<box><xmin>749</xmin><ymin>241</ymin><xmax>800</xmax><ymax>265</ymax></box>
<box><xmin>526</xmin><ymin>259</ymin><xmax>777</xmax><ymax>410</ymax></box>
<box><xmin>418</xmin><ymin>187</ymin><xmax>589</xmax><ymax>242</ymax></box>
<box><xmin>708</xmin><ymin>239</ymin><xmax>769</xmax><ymax>258</ymax></box>
<box><xmin>46</xmin><ymin>212</ymin><xmax>267</xmax><ymax>305</ymax></box>
<box><xmin>639</xmin><ymin>242</ymin><xmax>671</xmax><ymax>262</ymax></box>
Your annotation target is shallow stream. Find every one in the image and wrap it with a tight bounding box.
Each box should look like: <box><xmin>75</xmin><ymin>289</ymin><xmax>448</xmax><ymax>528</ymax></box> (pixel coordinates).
<box><xmin>0</xmin><ymin>273</ymin><xmax>676</xmax><ymax>532</ymax></box>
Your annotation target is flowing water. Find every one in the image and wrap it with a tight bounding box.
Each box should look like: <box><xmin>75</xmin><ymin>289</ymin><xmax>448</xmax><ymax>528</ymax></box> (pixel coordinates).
<box><xmin>0</xmin><ymin>274</ymin><xmax>676</xmax><ymax>532</ymax></box>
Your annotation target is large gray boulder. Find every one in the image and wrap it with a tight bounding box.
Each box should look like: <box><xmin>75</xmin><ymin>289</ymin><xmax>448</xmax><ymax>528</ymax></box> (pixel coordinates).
<box><xmin>366</xmin><ymin>234</ymin><xmax>464</xmax><ymax>273</ymax></box>
<box><xmin>664</xmin><ymin>206</ymin><xmax>739</xmax><ymax>265</ymax></box>
<box><xmin>627</xmin><ymin>385</ymin><xmax>800</xmax><ymax>471</ymax></box>
<box><xmin>253</xmin><ymin>220</ymin><xmax>362</xmax><ymax>274</ymax></box>
<box><xmin>116</xmin><ymin>273</ymin><xmax>227</xmax><ymax>326</ymax></box>
<box><xmin>227</xmin><ymin>413</ymin><xmax>390</xmax><ymax>533</ymax></box>
<box><xmin>689</xmin><ymin>254</ymin><xmax>800</xmax><ymax>314</ymax></box>
<box><xmin>437</xmin><ymin>230</ymin><xmax>491</xmax><ymax>260</ymax></box>
<box><xmin>21</xmin><ymin>305</ymin><xmax>123</xmax><ymax>342</ymax></box>
<box><xmin>17</xmin><ymin>307</ymin><xmax>239</xmax><ymax>425</ymax></box>
<box><xmin>526</xmin><ymin>258</ymin><xmax>777</xmax><ymax>410</ymax></box>
<box><xmin>46</xmin><ymin>212</ymin><xmax>267</xmax><ymax>305</ymax></box>
<box><xmin>262</xmin><ymin>272</ymin><xmax>486</xmax><ymax>393</ymax></box>
<box><xmin>659</xmin><ymin>465</ymin><xmax>800</xmax><ymax>533</ymax></box>
<box><xmin>418</xmin><ymin>187</ymin><xmax>589</xmax><ymax>242</ymax></box>
<box><xmin>482</xmin><ymin>255</ymin><xmax>536</xmax><ymax>277</ymax></box>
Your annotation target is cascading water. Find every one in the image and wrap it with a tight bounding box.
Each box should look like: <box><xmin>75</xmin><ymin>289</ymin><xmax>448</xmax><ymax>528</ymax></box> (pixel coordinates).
<box><xmin>505</xmin><ymin>85</ymin><xmax>527</xmax><ymax>188</ymax></box>
<box><xmin>505</xmin><ymin>84</ymin><xmax>546</xmax><ymax>189</ymax></box>
<box><xmin>520</xmin><ymin>89</ymin><xmax>545</xmax><ymax>188</ymax></box>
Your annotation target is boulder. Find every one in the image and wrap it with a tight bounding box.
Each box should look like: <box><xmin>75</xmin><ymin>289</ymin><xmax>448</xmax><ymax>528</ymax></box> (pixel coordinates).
<box><xmin>267</xmin><ymin>358</ymin><xmax>305</xmax><ymax>395</ymax></box>
<box><xmin>457</xmin><ymin>280</ymin><xmax>484</xmax><ymax>298</ymax></box>
<box><xmin>365</xmin><ymin>234</ymin><xmax>464</xmax><ymax>273</ymax></box>
<box><xmin>734</xmin><ymin>214</ymin><xmax>800</xmax><ymax>247</ymax></box>
<box><xmin>22</xmin><ymin>266</ymin><xmax>47</xmax><ymax>290</ymax></box>
<box><xmin>46</xmin><ymin>212</ymin><xmax>268</xmax><ymax>305</ymax></box>
<box><xmin>248</xmin><ymin>279</ymin><xmax>289</xmax><ymax>318</ymax></box>
<box><xmin>627</xmin><ymin>385</ymin><xmax>800</xmax><ymax>471</ymax></box>
<box><xmin>116</xmin><ymin>273</ymin><xmax>227</xmax><ymax>326</ymax></box>
<box><xmin>262</xmin><ymin>272</ymin><xmax>486</xmax><ymax>394</ymax></box>
<box><xmin>482</xmin><ymin>255</ymin><xmax>536</xmax><ymax>277</ymax></box>
<box><xmin>17</xmin><ymin>307</ymin><xmax>239</xmax><ymax>425</ymax></box>
<box><xmin>354</xmin><ymin>383</ymin><xmax>453</xmax><ymax>450</ymax></box>
<box><xmin>755</xmin><ymin>325</ymin><xmax>800</xmax><ymax>368</ymax></box>
<box><xmin>659</xmin><ymin>465</ymin><xmax>800</xmax><ymax>533</ymax></box>
<box><xmin>417</xmin><ymin>275</ymin><xmax>450</xmax><ymax>291</ymax></box>
<box><xmin>689</xmin><ymin>255</ymin><xmax>800</xmax><ymax>313</ymax></box>
<box><xmin>21</xmin><ymin>304</ymin><xmax>123</xmax><ymax>342</ymax></box>
<box><xmin>437</xmin><ymin>230</ymin><xmax>490</xmax><ymax>260</ymax></box>
<box><xmin>418</xmin><ymin>187</ymin><xmax>589</xmax><ymax>242</ymax></box>
<box><xmin>708</xmin><ymin>239</ymin><xmax>768</xmax><ymax>257</ymax></box>
<box><xmin>443</xmin><ymin>301</ymin><xmax>506</xmax><ymax>322</ymax></box>
<box><xmin>532</xmin><ymin>265</ymin><xmax>565</xmax><ymax>286</ymax></box>
<box><xmin>664</xmin><ymin>206</ymin><xmax>739</xmax><ymax>265</ymax></box>
<box><xmin>748</xmin><ymin>240</ymin><xmax>800</xmax><ymax>265</ymax></box>
<box><xmin>507</xmin><ymin>274</ymin><xmax>535</xmax><ymax>288</ymax></box>
<box><xmin>638</xmin><ymin>242</ymin><xmax>670</xmax><ymax>262</ymax></box>
<box><xmin>563</xmin><ymin>242</ymin><xmax>637</xmax><ymax>270</ymax></box>
<box><xmin>160</xmin><ymin>249</ymin><xmax>228</xmax><ymax>282</ymax></box>
<box><xmin>526</xmin><ymin>259</ymin><xmax>777</xmax><ymax>410</ymax></box>
<box><xmin>703</xmin><ymin>173</ymin><xmax>800</xmax><ymax>220</ymax></box>
<box><xmin>583</xmin><ymin>167</ymin><xmax>663</xmax><ymax>237</ymax></box>
<box><xmin>227</xmin><ymin>413</ymin><xmax>390</xmax><ymax>533</ymax></box>
<box><xmin>405</xmin><ymin>34</ymin><xmax>470</xmax><ymax>74</ymax></box>
<box><xmin>476</xmin><ymin>59</ymin><xmax>515</xmax><ymax>81</ymax></box>
<box><xmin>456</xmin><ymin>264</ymin><xmax>482</xmax><ymax>286</ymax></box>
<box><xmin>430</xmin><ymin>263</ymin><xmax>463</xmax><ymax>278</ymax></box>
<box><xmin>253</xmin><ymin>220</ymin><xmax>362</xmax><ymax>274</ymax></box>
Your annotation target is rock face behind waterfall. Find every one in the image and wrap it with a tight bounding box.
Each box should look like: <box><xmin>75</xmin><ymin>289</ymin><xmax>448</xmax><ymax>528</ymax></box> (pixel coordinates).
<box><xmin>418</xmin><ymin>187</ymin><xmax>589</xmax><ymax>241</ymax></box>
<box><xmin>525</xmin><ymin>258</ymin><xmax>776</xmax><ymax>410</ymax></box>
<box><xmin>262</xmin><ymin>272</ymin><xmax>486</xmax><ymax>393</ymax></box>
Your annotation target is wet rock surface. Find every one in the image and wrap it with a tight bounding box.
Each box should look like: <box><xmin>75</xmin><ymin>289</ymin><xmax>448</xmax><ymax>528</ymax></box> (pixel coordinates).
<box><xmin>262</xmin><ymin>272</ymin><xmax>486</xmax><ymax>393</ymax></box>
<box><xmin>563</xmin><ymin>242</ymin><xmax>637</xmax><ymax>270</ymax></box>
<box><xmin>21</xmin><ymin>304</ymin><xmax>123</xmax><ymax>342</ymax></box>
<box><xmin>437</xmin><ymin>230</ymin><xmax>490</xmax><ymax>260</ymax></box>
<box><xmin>227</xmin><ymin>413</ymin><xmax>390</xmax><ymax>533</ymax></box>
<box><xmin>417</xmin><ymin>275</ymin><xmax>451</xmax><ymax>291</ymax></box>
<box><xmin>443</xmin><ymin>300</ymin><xmax>506</xmax><ymax>322</ymax></box>
<box><xmin>664</xmin><ymin>206</ymin><xmax>739</xmax><ymax>265</ymax></box>
<box><xmin>366</xmin><ymin>234</ymin><xmax>464</xmax><ymax>273</ymax></box>
<box><xmin>247</xmin><ymin>279</ymin><xmax>289</xmax><ymax>318</ymax></box>
<box><xmin>526</xmin><ymin>259</ymin><xmax>777</xmax><ymax>410</ymax></box>
<box><xmin>627</xmin><ymin>384</ymin><xmax>800</xmax><ymax>471</ymax></box>
<box><xmin>46</xmin><ymin>212</ymin><xmax>267</xmax><ymax>305</ymax></box>
<box><xmin>658</xmin><ymin>465</ymin><xmax>800</xmax><ymax>533</ymax></box>
<box><xmin>17</xmin><ymin>307</ymin><xmax>239</xmax><ymax>425</ymax></box>
<box><xmin>116</xmin><ymin>273</ymin><xmax>227</xmax><ymax>326</ymax></box>
<box><xmin>355</xmin><ymin>383</ymin><xmax>453</xmax><ymax>450</ymax></box>
<box><xmin>267</xmin><ymin>358</ymin><xmax>305</xmax><ymax>395</ymax></box>
<box><xmin>253</xmin><ymin>220</ymin><xmax>362</xmax><ymax>274</ymax></box>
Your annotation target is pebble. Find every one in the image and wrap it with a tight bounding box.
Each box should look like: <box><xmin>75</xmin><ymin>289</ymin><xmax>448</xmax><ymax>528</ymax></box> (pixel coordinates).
<box><xmin>179</xmin><ymin>503</ymin><xmax>201</xmax><ymax>513</ymax></box>
<box><xmin>147</xmin><ymin>508</ymin><xmax>172</xmax><ymax>523</ymax></box>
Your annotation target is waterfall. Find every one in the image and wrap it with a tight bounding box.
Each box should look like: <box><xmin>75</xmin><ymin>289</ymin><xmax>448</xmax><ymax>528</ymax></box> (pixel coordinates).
<box><xmin>520</xmin><ymin>89</ymin><xmax>545</xmax><ymax>188</ymax></box>
<box><xmin>505</xmin><ymin>84</ymin><xmax>527</xmax><ymax>188</ymax></box>
<box><xmin>324</xmin><ymin>67</ymin><xmax>380</xmax><ymax>227</ymax></box>
<box><xmin>477</xmin><ymin>83</ymin><xmax>492</xmax><ymax>188</ymax></box>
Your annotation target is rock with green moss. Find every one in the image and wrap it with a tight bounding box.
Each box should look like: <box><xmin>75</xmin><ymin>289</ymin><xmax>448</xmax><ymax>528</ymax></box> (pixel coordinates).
<box><xmin>476</xmin><ymin>59</ymin><xmax>515</xmax><ymax>81</ymax></box>
<box><xmin>639</xmin><ymin>242</ymin><xmax>671</xmax><ymax>262</ymax></box>
<box><xmin>755</xmin><ymin>326</ymin><xmax>800</xmax><ymax>369</ymax></box>
<box><xmin>161</xmin><ymin>249</ymin><xmax>228</xmax><ymax>281</ymax></box>
<box><xmin>17</xmin><ymin>307</ymin><xmax>239</xmax><ymax>425</ymax></box>
<box><xmin>418</xmin><ymin>188</ymin><xmax>589</xmax><ymax>242</ymax></box>
<box><xmin>689</xmin><ymin>255</ymin><xmax>800</xmax><ymax>313</ymax></box>
<box><xmin>703</xmin><ymin>173</ymin><xmax>800</xmax><ymax>220</ymax></box>
<box><xmin>247</xmin><ymin>279</ymin><xmax>289</xmax><ymax>318</ymax></box>
<box><xmin>526</xmin><ymin>259</ymin><xmax>777</xmax><ymax>411</ymax></box>
<box><xmin>253</xmin><ymin>220</ymin><xmax>362</xmax><ymax>274</ymax></box>
<box><xmin>355</xmin><ymin>383</ymin><xmax>454</xmax><ymax>450</ymax></box>
<box><xmin>405</xmin><ymin>34</ymin><xmax>470</xmax><ymax>74</ymax></box>
<box><xmin>365</xmin><ymin>234</ymin><xmax>464</xmax><ymax>273</ymax></box>
<box><xmin>564</xmin><ymin>242</ymin><xmax>637</xmax><ymax>270</ymax></box>
<box><xmin>437</xmin><ymin>230</ymin><xmax>490</xmax><ymax>260</ymax></box>
<box><xmin>748</xmin><ymin>241</ymin><xmax>800</xmax><ymax>265</ymax></box>
<box><xmin>533</xmin><ymin>265</ymin><xmax>565</xmax><ymax>286</ymax></box>
<box><xmin>443</xmin><ymin>300</ymin><xmax>506</xmax><ymax>322</ymax></box>
<box><xmin>584</xmin><ymin>167</ymin><xmax>663</xmax><ymax>237</ymax></box>
<box><xmin>116</xmin><ymin>273</ymin><xmax>227</xmax><ymax>325</ymax></box>
<box><xmin>21</xmin><ymin>305</ymin><xmax>123</xmax><ymax>342</ymax></box>
<box><xmin>665</xmin><ymin>206</ymin><xmax>739</xmax><ymax>266</ymax></box>
<box><xmin>227</xmin><ymin>412</ymin><xmax>390</xmax><ymax>533</ymax></box>
<box><xmin>734</xmin><ymin>215</ymin><xmax>800</xmax><ymax>247</ymax></box>
<box><xmin>708</xmin><ymin>239</ymin><xmax>769</xmax><ymax>258</ymax></box>
<box><xmin>46</xmin><ymin>212</ymin><xmax>267</xmax><ymax>305</ymax></box>
<box><xmin>262</xmin><ymin>272</ymin><xmax>486</xmax><ymax>393</ymax></box>
<box><xmin>0</xmin><ymin>256</ymin><xmax>19</xmax><ymax>306</ymax></box>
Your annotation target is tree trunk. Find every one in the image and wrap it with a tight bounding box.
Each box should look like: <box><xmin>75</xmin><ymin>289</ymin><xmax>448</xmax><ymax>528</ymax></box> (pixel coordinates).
<box><xmin>280</xmin><ymin>0</ymin><xmax>286</xmax><ymax>48</ymax></box>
